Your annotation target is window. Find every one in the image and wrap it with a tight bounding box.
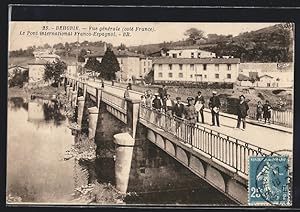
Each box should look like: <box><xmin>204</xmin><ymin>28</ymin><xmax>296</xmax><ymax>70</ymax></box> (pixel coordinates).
<box><xmin>227</xmin><ymin>64</ymin><xmax>231</xmax><ymax>70</ymax></box>
<box><xmin>191</xmin><ymin>52</ymin><xmax>194</xmax><ymax>58</ymax></box>
<box><xmin>227</xmin><ymin>74</ymin><xmax>231</xmax><ymax>79</ymax></box>
<box><xmin>215</xmin><ymin>64</ymin><xmax>219</xmax><ymax>71</ymax></box>
<box><xmin>179</xmin><ymin>52</ymin><xmax>182</xmax><ymax>56</ymax></box>
<box><xmin>168</xmin><ymin>73</ymin><xmax>173</xmax><ymax>78</ymax></box>
<box><xmin>179</xmin><ymin>64</ymin><xmax>183</xmax><ymax>70</ymax></box>
<box><xmin>144</xmin><ymin>68</ymin><xmax>146</xmax><ymax>73</ymax></box>
<box><xmin>204</xmin><ymin>75</ymin><xmax>207</xmax><ymax>79</ymax></box>
<box><xmin>158</xmin><ymin>64</ymin><xmax>162</xmax><ymax>70</ymax></box>
<box><xmin>203</xmin><ymin>64</ymin><xmax>207</xmax><ymax>70</ymax></box>
<box><xmin>178</xmin><ymin>73</ymin><xmax>183</xmax><ymax>78</ymax></box>
<box><xmin>198</xmin><ymin>52</ymin><xmax>201</xmax><ymax>58</ymax></box>
<box><xmin>144</xmin><ymin>61</ymin><xmax>146</xmax><ymax>66</ymax></box>
<box><xmin>190</xmin><ymin>74</ymin><xmax>193</xmax><ymax>78</ymax></box>
<box><xmin>190</xmin><ymin>64</ymin><xmax>195</xmax><ymax>71</ymax></box>
<box><xmin>215</xmin><ymin>74</ymin><xmax>220</xmax><ymax>79</ymax></box>
<box><xmin>172</xmin><ymin>54</ymin><xmax>177</xmax><ymax>58</ymax></box>
<box><xmin>166</xmin><ymin>53</ymin><xmax>169</xmax><ymax>56</ymax></box>
<box><xmin>169</xmin><ymin>64</ymin><xmax>172</xmax><ymax>70</ymax></box>
<box><xmin>158</xmin><ymin>72</ymin><xmax>163</xmax><ymax>78</ymax></box>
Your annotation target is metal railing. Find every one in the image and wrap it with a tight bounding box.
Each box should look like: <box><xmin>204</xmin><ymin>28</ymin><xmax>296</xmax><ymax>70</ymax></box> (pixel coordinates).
<box><xmin>139</xmin><ymin>104</ymin><xmax>277</xmax><ymax>176</ymax></box>
<box><xmin>247</xmin><ymin>110</ymin><xmax>293</xmax><ymax>128</ymax></box>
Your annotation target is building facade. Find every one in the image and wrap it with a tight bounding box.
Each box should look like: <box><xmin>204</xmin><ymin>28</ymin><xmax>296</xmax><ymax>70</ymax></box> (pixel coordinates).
<box><xmin>85</xmin><ymin>49</ymin><xmax>152</xmax><ymax>81</ymax></box>
<box><xmin>153</xmin><ymin>58</ymin><xmax>240</xmax><ymax>83</ymax></box>
<box><xmin>162</xmin><ymin>46</ymin><xmax>216</xmax><ymax>59</ymax></box>
<box><xmin>239</xmin><ymin>62</ymin><xmax>293</xmax><ymax>88</ymax></box>
<box><xmin>28</xmin><ymin>59</ymin><xmax>48</xmax><ymax>83</ymax></box>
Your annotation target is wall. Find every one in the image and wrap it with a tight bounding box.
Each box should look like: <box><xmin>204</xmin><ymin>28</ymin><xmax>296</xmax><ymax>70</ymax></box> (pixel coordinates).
<box><xmin>28</xmin><ymin>64</ymin><xmax>45</xmax><ymax>83</ymax></box>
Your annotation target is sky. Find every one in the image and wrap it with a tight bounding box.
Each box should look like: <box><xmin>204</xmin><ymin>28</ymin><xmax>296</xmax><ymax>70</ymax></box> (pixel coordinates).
<box><xmin>9</xmin><ymin>21</ymin><xmax>280</xmax><ymax>51</ymax></box>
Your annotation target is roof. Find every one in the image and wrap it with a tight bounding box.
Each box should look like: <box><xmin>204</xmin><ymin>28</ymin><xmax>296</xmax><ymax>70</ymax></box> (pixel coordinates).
<box><xmin>237</xmin><ymin>73</ymin><xmax>250</xmax><ymax>81</ymax></box>
<box><xmin>153</xmin><ymin>57</ymin><xmax>240</xmax><ymax>64</ymax></box>
<box><xmin>168</xmin><ymin>46</ymin><xmax>205</xmax><ymax>50</ymax></box>
<box><xmin>28</xmin><ymin>59</ymin><xmax>51</xmax><ymax>65</ymax></box>
<box><xmin>85</xmin><ymin>49</ymin><xmax>144</xmax><ymax>58</ymax></box>
<box><xmin>259</xmin><ymin>74</ymin><xmax>274</xmax><ymax>79</ymax></box>
<box><xmin>8</xmin><ymin>65</ymin><xmax>29</xmax><ymax>70</ymax></box>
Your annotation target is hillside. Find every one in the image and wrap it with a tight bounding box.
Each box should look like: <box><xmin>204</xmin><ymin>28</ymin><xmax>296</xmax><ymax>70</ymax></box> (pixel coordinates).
<box><xmin>129</xmin><ymin>24</ymin><xmax>293</xmax><ymax>62</ymax></box>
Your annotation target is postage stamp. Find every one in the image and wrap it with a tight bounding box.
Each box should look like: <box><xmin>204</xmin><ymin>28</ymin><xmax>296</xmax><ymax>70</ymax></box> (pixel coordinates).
<box><xmin>248</xmin><ymin>155</ymin><xmax>290</xmax><ymax>206</ymax></box>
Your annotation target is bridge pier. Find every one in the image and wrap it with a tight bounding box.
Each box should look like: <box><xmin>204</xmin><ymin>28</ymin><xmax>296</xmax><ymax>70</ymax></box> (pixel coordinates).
<box><xmin>77</xmin><ymin>96</ymin><xmax>85</xmax><ymax>127</ymax></box>
<box><xmin>88</xmin><ymin>106</ymin><xmax>99</xmax><ymax>140</ymax></box>
<box><xmin>71</xmin><ymin>90</ymin><xmax>78</xmax><ymax>108</ymax></box>
<box><xmin>113</xmin><ymin>132</ymin><xmax>135</xmax><ymax>193</ymax></box>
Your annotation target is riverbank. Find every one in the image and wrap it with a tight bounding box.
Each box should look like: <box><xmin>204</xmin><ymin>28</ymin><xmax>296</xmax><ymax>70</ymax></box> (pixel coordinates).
<box><xmin>8</xmin><ymin>86</ymin><xmax>65</xmax><ymax>99</ymax></box>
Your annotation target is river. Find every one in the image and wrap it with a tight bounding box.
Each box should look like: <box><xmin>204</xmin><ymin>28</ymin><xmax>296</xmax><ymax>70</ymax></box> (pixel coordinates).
<box><xmin>6</xmin><ymin>96</ymin><xmax>235</xmax><ymax>205</ymax></box>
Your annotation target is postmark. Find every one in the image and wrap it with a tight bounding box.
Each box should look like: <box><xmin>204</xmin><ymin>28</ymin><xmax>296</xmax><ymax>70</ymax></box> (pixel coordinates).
<box><xmin>248</xmin><ymin>154</ymin><xmax>291</xmax><ymax>206</ymax></box>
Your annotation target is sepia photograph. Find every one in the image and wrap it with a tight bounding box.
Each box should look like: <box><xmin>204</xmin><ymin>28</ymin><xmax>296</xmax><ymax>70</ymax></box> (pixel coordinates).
<box><xmin>7</xmin><ymin>20</ymin><xmax>294</xmax><ymax>206</ymax></box>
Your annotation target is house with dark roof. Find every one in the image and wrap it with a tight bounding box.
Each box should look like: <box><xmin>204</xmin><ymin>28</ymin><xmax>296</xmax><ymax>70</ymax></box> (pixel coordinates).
<box><xmin>153</xmin><ymin>57</ymin><xmax>240</xmax><ymax>83</ymax></box>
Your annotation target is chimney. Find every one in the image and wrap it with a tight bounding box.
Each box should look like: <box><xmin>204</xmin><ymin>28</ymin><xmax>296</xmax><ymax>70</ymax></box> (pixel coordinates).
<box><xmin>103</xmin><ymin>42</ymin><xmax>107</xmax><ymax>52</ymax></box>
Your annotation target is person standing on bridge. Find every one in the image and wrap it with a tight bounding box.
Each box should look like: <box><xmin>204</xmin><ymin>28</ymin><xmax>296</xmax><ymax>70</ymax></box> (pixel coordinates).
<box><xmin>152</xmin><ymin>93</ymin><xmax>163</xmax><ymax>128</ymax></box>
<box><xmin>194</xmin><ymin>91</ymin><xmax>205</xmax><ymax>124</ymax></box>
<box><xmin>163</xmin><ymin>94</ymin><xmax>174</xmax><ymax>131</ymax></box>
<box><xmin>236</xmin><ymin>95</ymin><xmax>249</xmax><ymax>130</ymax></box>
<box><xmin>209</xmin><ymin>91</ymin><xmax>221</xmax><ymax>127</ymax></box>
<box><xmin>256</xmin><ymin>101</ymin><xmax>263</xmax><ymax>121</ymax></box>
<box><xmin>172</xmin><ymin>97</ymin><xmax>185</xmax><ymax>136</ymax></box>
<box><xmin>263</xmin><ymin>100</ymin><xmax>272</xmax><ymax>124</ymax></box>
<box><xmin>184</xmin><ymin>97</ymin><xmax>197</xmax><ymax>144</ymax></box>
<box><xmin>158</xmin><ymin>84</ymin><xmax>168</xmax><ymax>100</ymax></box>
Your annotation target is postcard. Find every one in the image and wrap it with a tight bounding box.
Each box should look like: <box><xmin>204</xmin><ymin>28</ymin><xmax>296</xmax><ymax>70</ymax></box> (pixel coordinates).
<box><xmin>7</xmin><ymin>20</ymin><xmax>294</xmax><ymax>206</ymax></box>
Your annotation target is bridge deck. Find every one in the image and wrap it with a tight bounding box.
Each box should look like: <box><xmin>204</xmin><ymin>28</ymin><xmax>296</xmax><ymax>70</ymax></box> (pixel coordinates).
<box><xmin>71</xmin><ymin>77</ymin><xmax>293</xmax><ymax>153</ymax></box>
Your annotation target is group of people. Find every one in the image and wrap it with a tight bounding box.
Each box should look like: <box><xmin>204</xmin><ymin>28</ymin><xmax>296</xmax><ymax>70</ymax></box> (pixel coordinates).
<box><xmin>256</xmin><ymin>100</ymin><xmax>272</xmax><ymax>124</ymax></box>
<box><xmin>138</xmin><ymin>85</ymin><xmax>274</xmax><ymax>133</ymax></box>
<box><xmin>140</xmin><ymin>87</ymin><xmax>226</xmax><ymax>129</ymax></box>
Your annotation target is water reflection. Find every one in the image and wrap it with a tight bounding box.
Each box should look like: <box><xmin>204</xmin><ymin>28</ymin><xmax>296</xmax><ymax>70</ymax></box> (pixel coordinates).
<box><xmin>9</xmin><ymin>97</ymin><xmax>28</xmax><ymax>111</ymax></box>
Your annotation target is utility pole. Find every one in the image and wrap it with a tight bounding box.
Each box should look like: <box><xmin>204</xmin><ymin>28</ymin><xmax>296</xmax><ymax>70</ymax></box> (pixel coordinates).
<box><xmin>76</xmin><ymin>33</ymin><xmax>79</xmax><ymax>78</ymax></box>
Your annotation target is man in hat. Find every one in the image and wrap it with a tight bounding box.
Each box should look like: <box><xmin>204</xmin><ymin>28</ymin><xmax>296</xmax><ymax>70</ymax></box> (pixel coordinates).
<box><xmin>236</xmin><ymin>95</ymin><xmax>249</xmax><ymax>130</ymax></box>
<box><xmin>184</xmin><ymin>97</ymin><xmax>197</xmax><ymax>144</ymax></box>
<box><xmin>152</xmin><ymin>93</ymin><xmax>162</xmax><ymax>127</ymax></box>
<box><xmin>172</xmin><ymin>97</ymin><xmax>185</xmax><ymax>135</ymax></box>
<box><xmin>194</xmin><ymin>91</ymin><xmax>205</xmax><ymax>123</ymax></box>
<box><xmin>208</xmin><ymin>91</ymin><xmax>221</xmax><ymax>127</ymax></box>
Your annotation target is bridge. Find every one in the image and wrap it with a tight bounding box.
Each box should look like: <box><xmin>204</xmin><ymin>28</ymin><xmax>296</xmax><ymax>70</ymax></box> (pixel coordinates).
<box><xmin>64</xmin><ymin>76</ymin><xmax>293</xmax><ymax>205</ymax></box>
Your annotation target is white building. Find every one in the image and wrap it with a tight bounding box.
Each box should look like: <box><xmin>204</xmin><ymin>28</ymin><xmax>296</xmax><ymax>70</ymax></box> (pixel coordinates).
<box><xmin>153</xmin><ymin>57</ymin><xmax>240</xmax><ymax>83</ymax></box>
<box><xmin>28</xmin><ymin>59</ymin><xmax>48</xmax><ymax>84</ymax></box>
<box><xmin>239</xmin><ymin>62</ymin><xmax>293</xmax><ymax>88</ymax></box>
<box><xmin>33</xmin><ymin>49</ymin><xmax>60</xmax><ymax>63</ymax></box>
<box><xmin>162</xmin><ymin>46</ymin><xmax>216</xmax><ymax>59</ymax></box>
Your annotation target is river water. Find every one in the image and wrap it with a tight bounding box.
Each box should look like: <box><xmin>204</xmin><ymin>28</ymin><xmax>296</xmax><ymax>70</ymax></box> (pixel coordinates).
<box><xmin>7</xmin><ymin>96</ymin><xmax>235</xmax><ymax>205</ymax></box>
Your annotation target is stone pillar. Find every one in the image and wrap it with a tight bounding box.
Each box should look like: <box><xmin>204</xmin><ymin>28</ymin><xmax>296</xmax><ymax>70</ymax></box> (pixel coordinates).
<box><xmin>67</xmin><ymin>86</ymin><xmax>73</xmax><ymax>102</ymax></box>
<box><xmin>77</xmin><ymin>96</ymin><xmax>85</xmax><ymax>127</ymax></box>
<box><xmin>114</xmin><ymin>132</ymin><xmax>135</xmax><ymax>193</ymax></box>
<box><xmin>71</xmin><ymin>90</ymin><xmax>78</xmax><ymax>108</ymax></box>
<box><xmin>126</xmin><ymin>99</ymin><xmax>141</xmax><ymax>139</ymax></box>
<box><xmin>88</xmin><ymin>106</ymin><xmax>99</xmax><ymax>140</ymax></box>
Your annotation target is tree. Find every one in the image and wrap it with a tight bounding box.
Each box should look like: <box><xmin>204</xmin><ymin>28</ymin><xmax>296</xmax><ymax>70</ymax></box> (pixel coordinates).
<box><xmin>44</xmin><ymin>59</ymin><xmax>67</xmax><ymax>87</ymax></box>
<box><xmin>84</xmin><ymin>57</ymin><xmax>101</xmax><ymax>74</ymax></box>
<box><xmin>184</xmin><ymin>28</ymin><xmax>205</xmax><ymax>44</ymax></box>
<box><xmin>78</xmin><ymin>49</ymin><xmax>87</xmax><ymax>62</ymax></box>
<box><xmin>100</xmin><ymin>48</ymin><xmax>120</xmax><ymax>80</ymax></box>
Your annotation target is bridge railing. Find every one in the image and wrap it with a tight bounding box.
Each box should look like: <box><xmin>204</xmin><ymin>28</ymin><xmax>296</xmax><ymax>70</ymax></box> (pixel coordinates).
<box><xmin>139</xmin><ymin>104</ymin><xmax>276</xmax><ymax>176</ymax></box>
<box><xmin>247</xmin><ymin>110</ymin><xmax>293</xmax><ymax>128</ymax></box>
<box><xmin>102</xmin><ymin>90</ymin><xmax>127</xmax><ymax>113</ymax></box>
